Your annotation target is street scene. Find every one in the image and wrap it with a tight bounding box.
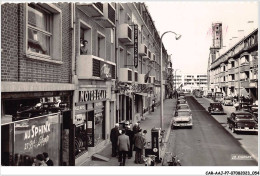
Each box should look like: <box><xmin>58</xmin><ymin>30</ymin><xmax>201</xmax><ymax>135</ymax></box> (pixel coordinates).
<box><xmin>0</xmin><ymin>1</ymin><xmax>259</xmax><ymax>175</ymax></box>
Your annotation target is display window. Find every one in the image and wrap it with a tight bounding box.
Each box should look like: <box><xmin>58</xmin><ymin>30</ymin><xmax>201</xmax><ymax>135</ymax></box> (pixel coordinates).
<box><xmin>93</xmin><ymin>102</ymin><xmax>105</xmax><ymax>146</ymax></box>
<box><xmin>1</xmin><ymin>123</ymin><xmax>14</xmax><ymax>166</ymax></box>
<box><xmin>74</xmin><ymin>113</ymin><xmax>88</xmax><ymax>158</ymax></box>
<box><xmin>84</xmin><ymin>102</ymin><xmax>105</xmax><ymax>147</ymax></box>
<box><xmin>1</xmin><ymin>94</ymin><xmax>71</xmax><ymax>124</ymax></box>
<box><xmin>1</xmin><ymin>113</ymin><xmax>61</xmax><ymax>166</ymax></box>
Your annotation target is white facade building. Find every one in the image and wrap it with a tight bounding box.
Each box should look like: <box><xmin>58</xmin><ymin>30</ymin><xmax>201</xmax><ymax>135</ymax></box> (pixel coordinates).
<box><xmin>173</xmin><ymin>74</ymin><xmax>208</xmax><ymax>91</ymax></box>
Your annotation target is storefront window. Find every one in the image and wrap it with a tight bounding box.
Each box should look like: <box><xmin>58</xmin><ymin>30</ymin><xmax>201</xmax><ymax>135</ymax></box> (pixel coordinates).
<box><xmin>13</xmin><ymin>114</ymin><xmax>61</xmax><ymax>166</ymax></box>
<box><xmin>94</xmin><ymin>102</ymin><xmax>105</xmax><ymax>145</ymax></box>
<box><xmin>1</xmin><ymin>95</ymin><xmax>71</xmax><ymax>124</ymax></box>
<box><xmin>1</xmin><ymin>123</ymin><xmax>14</xmax><ymax>166</ymax></box>
<box><xmin>74</xmin><ymin>113</ymin><xmax>88</xmax><ymax>158</ymax></box>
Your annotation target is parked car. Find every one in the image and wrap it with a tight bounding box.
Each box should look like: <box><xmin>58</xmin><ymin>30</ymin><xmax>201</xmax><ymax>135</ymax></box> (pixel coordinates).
<box><xmin>206</xmin><ymin>92</ymin><xmax>213</xmax><ymax>98</ymax></box>
<box><xmin>235</xmin><ymin>102</ymin><xmax>251</xmax><ymax>111</ymax></box>
<box><xmin>176</xmin><ymin>104</ymin><xmax>190</xmax><ymax>110</ymax></box>
<box><xmin>227</xmin><ymin>111</ymin><xmax>258</xmax><ymax>134</ymax></box>
<box><xmin>178</xmin><ymin>96</ymin><xmax>185</xmax><ymax>100</ymax></box>
<box><xmin>172</xmin><ymin>109</ymin><xmax>192</xmax><ymax>129</ymax></box>
<box><xmin>195</xmin><ymin>93</ymin><xmax>202</xmax><ymax>98</ymax></box>
<box><xmin>177</xmin><ymin>99</ymin><xmax>187</xmax><ymax>105</ymax></box>
<box><xmin>222</xmin><ymin>97</ymin><xmax>233</xmax><ymax>106</ymax></box>
<box><xmin>245</xmin><ymin>105</ymin><xmax>258</xmax><ymax>123</ymax></box>
<box><xmin>208</xmin><ymin>102</ymin><xmax>224</xmax><ymax>115</ymax></box>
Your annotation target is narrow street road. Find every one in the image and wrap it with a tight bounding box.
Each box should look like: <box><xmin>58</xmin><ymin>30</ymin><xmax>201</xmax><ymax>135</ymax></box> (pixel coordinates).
<box><xmin>195</xmin><ymin>96</ymin><xmax>258</xmax><ymax>161</ymax></box>
<box><xmin>165</xmin><ymin>96</ymin><xmax>258</xmax><ymax>166</ymax></box>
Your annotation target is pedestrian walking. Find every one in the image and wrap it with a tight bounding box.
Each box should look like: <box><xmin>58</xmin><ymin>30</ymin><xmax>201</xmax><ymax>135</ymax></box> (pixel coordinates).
<box><xmin>110</xmin><ymin>123</ymin><xmax>120</xmax><ymax>157</ymax></box>
<box><xmin>43</xmin><ymin>152</ymin><xmax>54</xmax><ymax>166</ymax></box>
<box><xmin>117</xmin><ymin>129</ymin><xmax>130</xmax><ymax>166</ymax></box>
<box><xmin>133</xmin><ymin>129</ymin><xmax>146</xmax><ymax>164</ymax></box>
<box><xmin>125</xmin><ymin>125</ymin><xmax>134</xmax><ymax>159</ymax></box>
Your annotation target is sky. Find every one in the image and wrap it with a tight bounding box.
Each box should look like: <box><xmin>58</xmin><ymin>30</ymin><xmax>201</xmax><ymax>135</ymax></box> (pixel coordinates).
<box><xmin>146</xmin><ymin>1</ymin><xmax>258</xmax><ymax>75</ymax></box>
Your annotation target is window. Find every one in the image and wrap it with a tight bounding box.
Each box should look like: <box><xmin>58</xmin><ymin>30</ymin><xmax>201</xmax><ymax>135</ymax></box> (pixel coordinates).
<box><xmin>97</xmin><ymin>32</ymin><xmax>105</xmax><ymax>58</ymax></box>
<box><xmin>231</xmin><ymin>61</ymin><xmax>235</xmax><ymax>68</ymax></box>
<box><xmin>80</xmin><ymin>21</ymin><xmax>92</xmax><ymax>55</ymax></box>
<box><xmin>27</xmin><ymin>4</ymin><xmax>51</xmax><ymax>55</ymax></box>
<box><xmin>26</xmin><ymin>3</ymin><xmax>62</xmax><ymax>62</ymax></box>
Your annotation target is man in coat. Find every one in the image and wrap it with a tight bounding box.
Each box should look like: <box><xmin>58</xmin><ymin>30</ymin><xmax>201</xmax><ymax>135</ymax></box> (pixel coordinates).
<box><xmin>110</xmin><ymin>123</ymin><xmax>120</xmax><ymax>157</ymax></box>
<box><xmin>117</xmin><ymin>129</ymin><xmax>130</xmax><ymax>166</ymax></box>
<box><xmin>125</xmin><ymin>125</ymin><xmax>134</xmax><ymax>159</ymax></box>
<box><xmin>133</xmin><ymin>122</ymin><xmax>140</xmax><ymax>135</ymax></box>
<box><xmin>133</xmin><ymin>129</ymin><xmax>146</xmax><ymax>164</ymax></box>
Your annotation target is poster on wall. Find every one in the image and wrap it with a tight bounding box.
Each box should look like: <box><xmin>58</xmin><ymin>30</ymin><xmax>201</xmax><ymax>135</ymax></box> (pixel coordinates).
<box><xmin>87</xmin><ymin>111</ymin><xmax>94</xmax><ymax>147</ymax></box>
<box><xmin>13</xmin><ymin>114</ymin><xmax>61</xmax><ymax>166</ymax></box>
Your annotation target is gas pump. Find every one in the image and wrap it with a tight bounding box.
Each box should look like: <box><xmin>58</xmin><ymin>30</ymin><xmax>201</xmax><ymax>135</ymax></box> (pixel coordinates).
<box><xmin>144</xmin><ymin>127</ymin><xmax>163</xmax><ymax>163</ymax></box>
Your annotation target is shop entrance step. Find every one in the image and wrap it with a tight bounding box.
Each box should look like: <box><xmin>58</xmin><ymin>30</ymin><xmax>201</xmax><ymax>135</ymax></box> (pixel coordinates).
<box><xmin>92</xmin><ymin>154</ymin><xmax>110</xmax><ymax>162</ymax></box>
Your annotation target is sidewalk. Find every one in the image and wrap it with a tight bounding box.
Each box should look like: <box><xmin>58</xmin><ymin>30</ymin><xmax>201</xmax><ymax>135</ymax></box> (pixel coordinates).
<box><xmin>82</xmin><ymin>98</ymin><xmax>177</xmax><ymax>166</ymax></box>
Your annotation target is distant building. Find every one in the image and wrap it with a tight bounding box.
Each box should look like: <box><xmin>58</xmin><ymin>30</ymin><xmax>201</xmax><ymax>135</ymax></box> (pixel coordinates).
<box><xmin>173</xmin><ymin>74</ymin><xmax>208</xmax><ymax>92</ymax></box>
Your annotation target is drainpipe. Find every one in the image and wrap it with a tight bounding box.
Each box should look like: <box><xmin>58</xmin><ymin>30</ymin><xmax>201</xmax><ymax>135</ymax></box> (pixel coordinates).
<box><xmin>115</xmin><ymin>3</ymin><xmax>119</xmax><ymax>124</ymax></box>
<box><xmin>71</xmin><ymin>3</ymin><xmax>76</xmax><ymax>80</ymax></box>
<box><xmin>70</xmin><ymin>3</ymin><xmax>77</xmax><ymax>166</ymax></box>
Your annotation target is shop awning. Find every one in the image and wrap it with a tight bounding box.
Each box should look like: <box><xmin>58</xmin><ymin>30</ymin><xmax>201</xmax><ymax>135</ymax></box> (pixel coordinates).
<box><xmin>135</xmin><ymin>92</ymin><xmax>148</xmax><ymax>96</ymax></box>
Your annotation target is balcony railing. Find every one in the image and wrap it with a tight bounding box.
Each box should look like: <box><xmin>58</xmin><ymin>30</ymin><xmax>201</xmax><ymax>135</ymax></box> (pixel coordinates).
<box><xmin>228</xmin><ymin>67</ymin><xmax>236</xmax><ymax>75</ymax></box>
<box><xmin>77</xmin><ymin>55</ymin><xmax>116</xmax><ymax>80</ymax></box>
<box><xmin>220</xmin><ymin>82</ymin><xmax>227</xmax><ymax>87</ymax></box>
<box><xmin>228</xmin><ymin>81</ymin><xmax>235</xmax><ymax>87</ymax></box>
<box><xmin>240</xmin><ymin>64</ymin><xmax>250</xmax><ymax>72</ymax></box>
<box><xmin>235</xmin><ymin>81</ymin><xmax>239</xmax><ymax>89</ymax></box>
<box><xmin>241</xmin><ymin>80</ymin><xmax>250</xmax><ymax>88</ymax></box>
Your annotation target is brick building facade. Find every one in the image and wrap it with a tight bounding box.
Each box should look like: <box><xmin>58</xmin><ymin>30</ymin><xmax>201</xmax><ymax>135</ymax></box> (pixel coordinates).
<box><xmin>1</xmin><ymin>2</ymin><xmax>172</xmax><ymax>166</ymax></box>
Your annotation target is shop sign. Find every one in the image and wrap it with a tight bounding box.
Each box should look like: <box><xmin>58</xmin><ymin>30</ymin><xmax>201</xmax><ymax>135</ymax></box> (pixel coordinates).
<box><xmin>79</xmin><ymin>89</ymin><xmax>107</xmax><ymax>102</ymax></box>
<box><xmin>14</xmin><ymin>114</ymin><xmax>61</xmax><ymax>166</ymax></box>
<box><xmin>134</xmin><ymin>24</ymin><xmax>138</xmax><ymax>68</ymax></box>
<box><xmin>75</xmin><ymin>105</ymin><xmax>86</xmax><ymax>111</ymax></box>
<box><xmin>100</xmin><ymin>62</ymin><xmax>112</xmax><ymax>80</ymax></box>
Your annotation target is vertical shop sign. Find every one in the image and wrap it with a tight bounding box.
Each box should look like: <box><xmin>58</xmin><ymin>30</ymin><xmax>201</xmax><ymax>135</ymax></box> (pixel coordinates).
<box><xmin>134</xmin><ymin>24</ymin><xmax>138</xmax><ymax>68</ymax></box>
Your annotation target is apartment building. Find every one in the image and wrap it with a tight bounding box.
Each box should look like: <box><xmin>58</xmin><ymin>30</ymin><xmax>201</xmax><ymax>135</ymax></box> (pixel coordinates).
<box><xmin>1</xmin><ymin>3</ymin><xmax>75</xmax><ymax>166</ymax></box>
<box><xmin>209</xmin><ymin>29</ymin><xmax>258</xmax><ymax>102</ymax></box>
<box><xmin>1</xmin><ymin>2</ymin><xmax>171</xmax><ymax>166</ymax></box>
<box><xmin>173</xmin><ymin>74</ymin><xmax>208</xmax><ymax>91</ymax></box>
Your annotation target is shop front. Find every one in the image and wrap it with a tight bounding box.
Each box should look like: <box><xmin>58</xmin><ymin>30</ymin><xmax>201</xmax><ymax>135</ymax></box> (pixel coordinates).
<box><xmin>74</xmin><ymin>88</ymin><xmax>109</xmax><ymax>165</ymax></box>
<box><xmin>1</xmin><ymin>91</ymin><xmax>72</xmax><ymax>166</ymax></box>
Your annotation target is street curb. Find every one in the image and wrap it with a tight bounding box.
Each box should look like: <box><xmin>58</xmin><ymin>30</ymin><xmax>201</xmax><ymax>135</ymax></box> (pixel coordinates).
<box><xmin>160</xmin><ymin>118</ymin><xmax>173</xmax><ymax>155</ymax></box>
<box><xmin>159</xmin><ymin>110</ymin><xmax>175</xmax><ymax>164</ymax></box>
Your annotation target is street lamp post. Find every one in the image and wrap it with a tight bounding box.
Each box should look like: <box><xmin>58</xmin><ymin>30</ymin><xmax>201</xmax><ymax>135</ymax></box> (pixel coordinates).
<box><xmin>160</xmin><ymin>31</ymin><xmax>181</xmax><ymax>130</ymax></box>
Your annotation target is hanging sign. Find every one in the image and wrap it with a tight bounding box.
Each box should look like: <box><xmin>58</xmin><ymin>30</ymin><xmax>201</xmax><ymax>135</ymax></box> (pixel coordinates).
<box><xmin>134</xmin><ymin>24</ymin><xmax>138</xmax><ymax>68</ymax></box>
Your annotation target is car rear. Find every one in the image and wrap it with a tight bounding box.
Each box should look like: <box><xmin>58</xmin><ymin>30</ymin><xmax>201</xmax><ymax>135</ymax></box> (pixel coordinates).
<box><xmin>234</xmin><ymin>120</ymin><xmax>258</xmax><ymax>132</ymax></box>
<box><xmin>210</xmin><ymin>103</ymin><xmax>224</xmax><ymax>114</ymax></box>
